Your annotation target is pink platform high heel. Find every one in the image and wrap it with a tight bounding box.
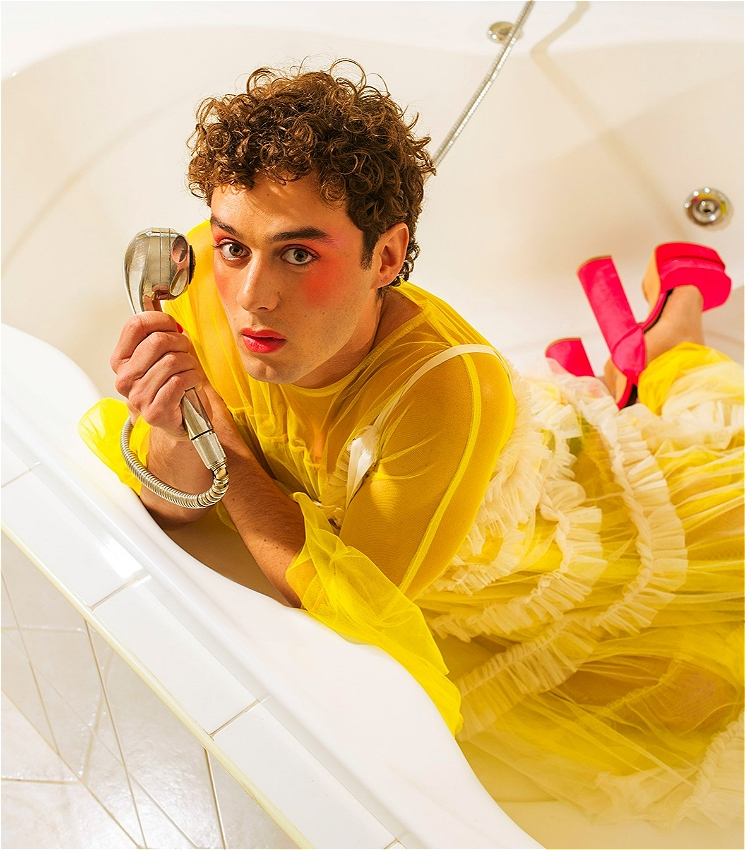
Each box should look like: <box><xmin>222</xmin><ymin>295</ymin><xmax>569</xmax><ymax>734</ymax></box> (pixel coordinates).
<box><xmin>545</xmin><ymin>338</ymin><xmax>594</xmax><ymax>377</ymax></box>
<box><xmin>547</xmin><ymin>243</ymin><xmax>731</xmax><ymax>408</ymax></box>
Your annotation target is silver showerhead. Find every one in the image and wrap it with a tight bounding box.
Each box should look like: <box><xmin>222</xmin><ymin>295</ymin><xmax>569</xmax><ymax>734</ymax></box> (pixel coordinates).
<box><xmin>124</xmin><ymin>228</ymin><xmax>194</xmax><ymax>313</ymax></box>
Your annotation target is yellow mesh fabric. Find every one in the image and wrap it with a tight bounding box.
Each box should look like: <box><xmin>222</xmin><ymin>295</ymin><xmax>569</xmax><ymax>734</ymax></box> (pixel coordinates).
<box><xmin>78</xmin><ymin>397</ymin><xmax>149</xmax><ymax>494</ymax></box>
<box><xmin>78</xmin><ymin>219</ymin><xmax>743</xmax><ymax>824</ymax></box>
<box><xmin>78</xmin><ymin>221</ymin><xmax>516</xmax><ymax>736</ymax></box>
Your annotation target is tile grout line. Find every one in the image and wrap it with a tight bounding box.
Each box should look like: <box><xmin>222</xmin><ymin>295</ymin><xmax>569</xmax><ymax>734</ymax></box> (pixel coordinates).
<box><xmin>208</xmin><ymin>700</ymin><xmax>261</xmax><ymax>738</ymax></box>
<box><xmin>1</xmin><ymin>464</ymin><xmax>38</xmax><ymax>488</ymax></box>
<box><xmin>90</xmin><ymin>570</ymin><xmax>150</xmax><ymax>611</ymax></box>
<box><xmin>86</xmin><ymin>621</ymin><xmax>147</xmax><ymax>849</ymax></box>
<box><xmin>81</xmin><ymin>650</ymin><xmax>110</xmax><ymax>789</ymax></box>
<box><xmin>205</xmin><ymin>749</ymin><xmax>229</xmax><ymax>850</ymax></box>
<box><xmin>1</xmin><ymin>573</ymin><xmax>61</xmax><ymax>756</ymax></box>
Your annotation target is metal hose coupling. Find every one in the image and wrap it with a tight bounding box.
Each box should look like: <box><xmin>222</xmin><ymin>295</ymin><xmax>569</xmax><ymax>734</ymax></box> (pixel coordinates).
<box><xmin>121</xmin><ymin>388</ymin><xmax>229</xmax><ymax>509</ymax></box>
<box><xmin>121</xmin><ymin>416</ymin><xmax>229</xmax><ymax>510</ymax></box>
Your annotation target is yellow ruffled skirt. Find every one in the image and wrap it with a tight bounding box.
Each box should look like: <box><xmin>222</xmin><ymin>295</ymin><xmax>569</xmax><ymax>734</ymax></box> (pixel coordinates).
<box><xmin>419</xmin><ymin>343</ymin><xmax>744</xmax><ymax>828</ymax></box>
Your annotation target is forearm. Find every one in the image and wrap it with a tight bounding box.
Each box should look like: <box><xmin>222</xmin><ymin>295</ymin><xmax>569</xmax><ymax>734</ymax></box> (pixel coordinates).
<box><xmin>142</xmin><ymin>418</ymin><xmax>304</xmax><ymax>606</ymax></box>
<box><xmin>218</xmin><ymin>427</ymin><xmax>305</xmax><ymax>607</ymax></box>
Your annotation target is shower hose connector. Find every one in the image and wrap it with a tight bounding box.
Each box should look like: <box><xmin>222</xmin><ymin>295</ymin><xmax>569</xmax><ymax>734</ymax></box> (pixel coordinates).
<box><xmin>120</xmin><ymin>389</ymin><xmax>230</xmax><ymax>509</ymax></box>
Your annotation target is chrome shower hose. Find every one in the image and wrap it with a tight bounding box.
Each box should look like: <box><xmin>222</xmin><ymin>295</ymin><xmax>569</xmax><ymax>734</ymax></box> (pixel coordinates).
<box><xmin>120</xmin><ymin>418</ymin><xmax>229</xmax><ymax>509</ymax></box>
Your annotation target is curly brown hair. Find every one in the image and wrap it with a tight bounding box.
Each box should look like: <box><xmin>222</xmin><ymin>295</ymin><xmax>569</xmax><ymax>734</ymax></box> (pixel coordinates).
<box><xmin>187</xmin><ymin>60</ymin><xmax>435</xmax><ymax>281</ymax></box>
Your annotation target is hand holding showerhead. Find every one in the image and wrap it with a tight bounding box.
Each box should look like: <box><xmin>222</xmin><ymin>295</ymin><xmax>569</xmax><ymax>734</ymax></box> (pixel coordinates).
<box><xmin>120</xmin><ymin>229</ymin><xmax>229</xmax><ymax>509</ymax></box>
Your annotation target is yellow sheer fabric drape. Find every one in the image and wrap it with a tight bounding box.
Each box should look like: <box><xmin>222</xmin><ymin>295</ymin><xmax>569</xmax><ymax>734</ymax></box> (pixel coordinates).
<box><xmin>79</xmin><ymin>219</ymin><xmax>743</xmax><ymax>824</ymax></box>
<box><xmin>79</xmin><ymin>220</ymin><xmax>517</xmax><ymax>735</ymax></box>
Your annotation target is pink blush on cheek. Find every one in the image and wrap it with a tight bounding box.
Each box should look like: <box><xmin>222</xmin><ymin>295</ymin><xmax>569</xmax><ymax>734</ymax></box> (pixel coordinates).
<box><xmin>212</xmin><ymin>268</ymin><xmax>236</xmax><ymax>307</ymax></box>
<box><xmin>301</xmin><ymin>263</ymin><xmax>339</xmax><ymax>306</ymax></box>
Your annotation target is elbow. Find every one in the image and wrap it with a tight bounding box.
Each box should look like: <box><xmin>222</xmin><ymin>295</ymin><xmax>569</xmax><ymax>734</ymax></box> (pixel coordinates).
<box><xmin>281</xmin><ymin>584</ymin><xmax>302</xmax><ymax>608</ymax></box>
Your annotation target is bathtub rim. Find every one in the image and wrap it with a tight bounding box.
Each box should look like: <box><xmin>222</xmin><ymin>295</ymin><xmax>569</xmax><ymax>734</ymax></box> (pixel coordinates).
<box><xmin>1</xmin><ymin>321</ymin><xmax>543</xmax><ymax>850</ymax></box>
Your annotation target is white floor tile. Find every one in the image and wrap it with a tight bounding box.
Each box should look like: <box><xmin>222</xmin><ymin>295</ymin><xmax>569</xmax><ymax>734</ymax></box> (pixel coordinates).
<box><xmin>2</xmin><ymin>534</ymin><xmax>85</xmax><ymax>631</ymax></box>
<box><xmin>1</xmin><ymin>778</ymin><xmax>139</xmax><ymax>849</ymax></box>
<box><xmin>1</xmin><ymin>692</ymin><xmax>73</xmax><ymax>782</ymax></box>
<box><xmin>21</xmin><ymin>627</ymin><xmax>105</xmax><ymax>731</ymax></box>
<box><xmin>131</xmin><ymin>780</ymin><xmax>200</xmax><ymax>850</ymax></box>
<box><xmin>99</xmin><ymin>645</ymin><xmax>224</xmax><ymax>849</ymax></box>
<box><xmin>1</xmin><ymin>628</ymin><xmax>57</xmax><ymax>752</ymax></box>
<box><xmin>82</xmin><ymin>719</ymin><xmax>146</xmax><ymax>847</ymax></box>
<box><xmin>31</xmin><ymin>670</ymin><xmax>97</xmax><ymax>779</ymax></box>
<box><xmin>2</xmin><ymin>694</ymin><xmax>136</xmax><ymax>850</ymax></box>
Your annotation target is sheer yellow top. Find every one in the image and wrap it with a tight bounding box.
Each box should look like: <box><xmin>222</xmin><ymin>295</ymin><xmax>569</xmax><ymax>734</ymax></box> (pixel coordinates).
<box><xmin>80</xmin><ymin>221</ymin><xmax>517</xmax><ymax>734</ymax></box>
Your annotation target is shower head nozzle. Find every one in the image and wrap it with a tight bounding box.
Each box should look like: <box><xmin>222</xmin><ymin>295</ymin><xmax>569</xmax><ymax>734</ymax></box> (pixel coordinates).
<box><xmin>124</xmin><ymin>228</ymin><xmax>194</xmax><ymax>313</ymax></box>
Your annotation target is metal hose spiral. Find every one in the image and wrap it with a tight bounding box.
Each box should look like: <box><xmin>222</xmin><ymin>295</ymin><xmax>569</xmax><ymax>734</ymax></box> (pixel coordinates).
<box><xmin>121</xmin><ymin>418</ymin><xmax>229</xmax><ymax>509</ymax></box>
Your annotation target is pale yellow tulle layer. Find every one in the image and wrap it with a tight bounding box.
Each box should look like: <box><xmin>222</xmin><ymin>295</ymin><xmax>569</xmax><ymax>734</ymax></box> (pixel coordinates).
<box><xmin>419</xmin><ymin>343</ymin><xmax>744</xmax><ymax>827</ymax></box>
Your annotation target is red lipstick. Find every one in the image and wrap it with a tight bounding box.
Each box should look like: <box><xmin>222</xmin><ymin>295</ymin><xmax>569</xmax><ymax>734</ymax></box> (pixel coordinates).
<box><xmin>241</xmin><ymin>328</ymin><xmax>287</xmax><ymax>354</ymax></box>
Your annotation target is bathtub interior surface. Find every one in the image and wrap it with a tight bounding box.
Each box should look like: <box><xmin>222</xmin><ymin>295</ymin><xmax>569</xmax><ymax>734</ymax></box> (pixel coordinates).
<box><xmin>165</xmin><ymin>511</ymin><xmax>288</xmax><ymax>605</ymax></box>
<box><xmin>6</xmin><ymin>320</ymin><xmax>743</xmax><ymax>850</ymax></box>
<box><xmin>4</xmin><ymin>1</ymin><xmax>743</xmax><ymax>79</ymax></box>
<box><xmin>2</xmin><ymin>18</ymin><xmax>742</xmax><ymax>402</ymax></box>
<box><xmin>2</xmin><ymin>7</ymin><xmax>743</xmax><ymax>849</ymax></box>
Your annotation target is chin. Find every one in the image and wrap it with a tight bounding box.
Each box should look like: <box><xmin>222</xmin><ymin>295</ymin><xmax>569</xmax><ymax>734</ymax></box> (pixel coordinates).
<box><xmin>241</xmin><ymin>355</ymin><xmax>304</xmax><ymax>386</ymax></box>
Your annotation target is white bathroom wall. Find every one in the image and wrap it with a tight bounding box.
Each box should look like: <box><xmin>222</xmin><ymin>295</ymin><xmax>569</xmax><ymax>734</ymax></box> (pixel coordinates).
<box><xmin>4</xmin><ymin>0</ymin><xmax>742</xmax><ymax>80</ymax></box>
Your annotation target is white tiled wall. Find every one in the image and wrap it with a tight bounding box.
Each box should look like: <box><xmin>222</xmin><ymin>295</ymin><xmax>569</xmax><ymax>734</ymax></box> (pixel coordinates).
<box><xmin>1</xmin><ymin>534</ymin><xmax>296</xmax><ymax>850</ymax></box>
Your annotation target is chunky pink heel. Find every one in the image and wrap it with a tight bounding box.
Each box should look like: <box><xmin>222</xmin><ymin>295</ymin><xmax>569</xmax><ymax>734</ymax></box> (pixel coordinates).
<box><xmin>577</xmin><ymin>244</ymin><xmax>731</xmax><ymax>408</ymax></box>
<box><xmin>545</xmin><ymin>338</ymin><xmax>594</xmax><ymax>377</ymax></box>
<box><xmin>640</xmin><ymin>243</ymin><xmax>731</xmax><ymax>330</ymax></box>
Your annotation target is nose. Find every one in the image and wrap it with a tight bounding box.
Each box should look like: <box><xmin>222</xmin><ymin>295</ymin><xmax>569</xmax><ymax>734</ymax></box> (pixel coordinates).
<box><xmin>236</xmin><ymin>257</ymin><xmax>279</xmax><ymax>312</ymax></box>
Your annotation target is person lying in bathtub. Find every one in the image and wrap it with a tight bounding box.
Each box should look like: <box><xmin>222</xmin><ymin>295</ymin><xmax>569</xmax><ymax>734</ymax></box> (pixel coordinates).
<box><xmin>80</xmin><ymin>60</ymin><xmax>743</xmax><ymax>830</ymax></box>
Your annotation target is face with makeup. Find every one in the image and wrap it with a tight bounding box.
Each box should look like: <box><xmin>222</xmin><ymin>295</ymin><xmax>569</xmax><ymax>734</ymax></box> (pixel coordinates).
<box><xmin>209</xmin><ymin>176</ymin><xmax>407</xmax><ymax>388</ymax></box>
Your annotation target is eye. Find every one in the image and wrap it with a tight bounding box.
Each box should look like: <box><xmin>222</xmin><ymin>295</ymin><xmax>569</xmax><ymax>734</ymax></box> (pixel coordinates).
<box><xmin>215</xmin><ymin>241</ymin><xmax>248</xmax><ymax>261</ymax></box>
<box><xmin>281</xmin><ymin>247</ymin><xmax>315</xmax><ymax>266</ymax></box>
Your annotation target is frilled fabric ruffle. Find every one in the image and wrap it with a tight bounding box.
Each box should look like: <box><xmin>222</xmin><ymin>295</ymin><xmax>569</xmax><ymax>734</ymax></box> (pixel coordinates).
<box><xmin>418</xmin><ymin>344</ymin><xmax>743</xmax><ymax>828</ymax></box>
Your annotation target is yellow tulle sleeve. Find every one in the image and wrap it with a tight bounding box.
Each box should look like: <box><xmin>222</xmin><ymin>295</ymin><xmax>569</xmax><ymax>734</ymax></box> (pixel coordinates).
<box><xmin>78</xmin><ymin>398</ymin><xmax>151</xmax><ymax>494</ymax></box>
<box><xmin>286</xmin><ymin>352</ymin><xmax>516</xmax><ymax>736</ymax></box>
<box><xmin>286</xmin><ymin>492</ymin><xmax>465</xmax><ymax>734</ymax></box>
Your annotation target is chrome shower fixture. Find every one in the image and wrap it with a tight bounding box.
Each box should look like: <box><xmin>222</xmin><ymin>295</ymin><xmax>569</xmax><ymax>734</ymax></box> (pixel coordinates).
<box><xmin>488</xmin><ymin>21</ymin><xmax>525</xmax><ymax>44</ymax></box>
<box><xmin>121</xmin><ymin>228</ymin><xmax>229</xmax><ymax>509</ymax></box>
<box><xmin>433</xmin><ymin>0</ymin><xmax>534</xmax><ymax>167</ymax></box>
<box><xmin>125</xmin><ymin>228</ymin><xmax>194</xmax><ymax>313</ymax></box>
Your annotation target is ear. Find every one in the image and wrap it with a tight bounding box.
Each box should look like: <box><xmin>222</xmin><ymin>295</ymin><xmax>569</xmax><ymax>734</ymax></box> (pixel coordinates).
<box><xmin>372</xmin><ymin>222</ymin><xmax>409</xmax><ymax>290</ymax></box>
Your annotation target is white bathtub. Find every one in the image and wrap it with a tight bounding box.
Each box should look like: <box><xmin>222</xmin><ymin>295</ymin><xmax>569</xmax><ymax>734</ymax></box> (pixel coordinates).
<box><xmin>2</xmin><ymin>3</ymin><xmax>743</xmax><ymax>848</ymax></box>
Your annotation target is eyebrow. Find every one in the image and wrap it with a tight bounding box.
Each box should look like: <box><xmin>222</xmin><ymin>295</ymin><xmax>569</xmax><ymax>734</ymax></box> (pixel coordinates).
<box><xmin>210</xmin><ymin>217</ymin><xmax>332</xmax><ymax>244</ymax></box>
<box><xmin>270</xmin><ymin>227</ymin><xmax>332</xmax><ymax>243</ymax></box>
